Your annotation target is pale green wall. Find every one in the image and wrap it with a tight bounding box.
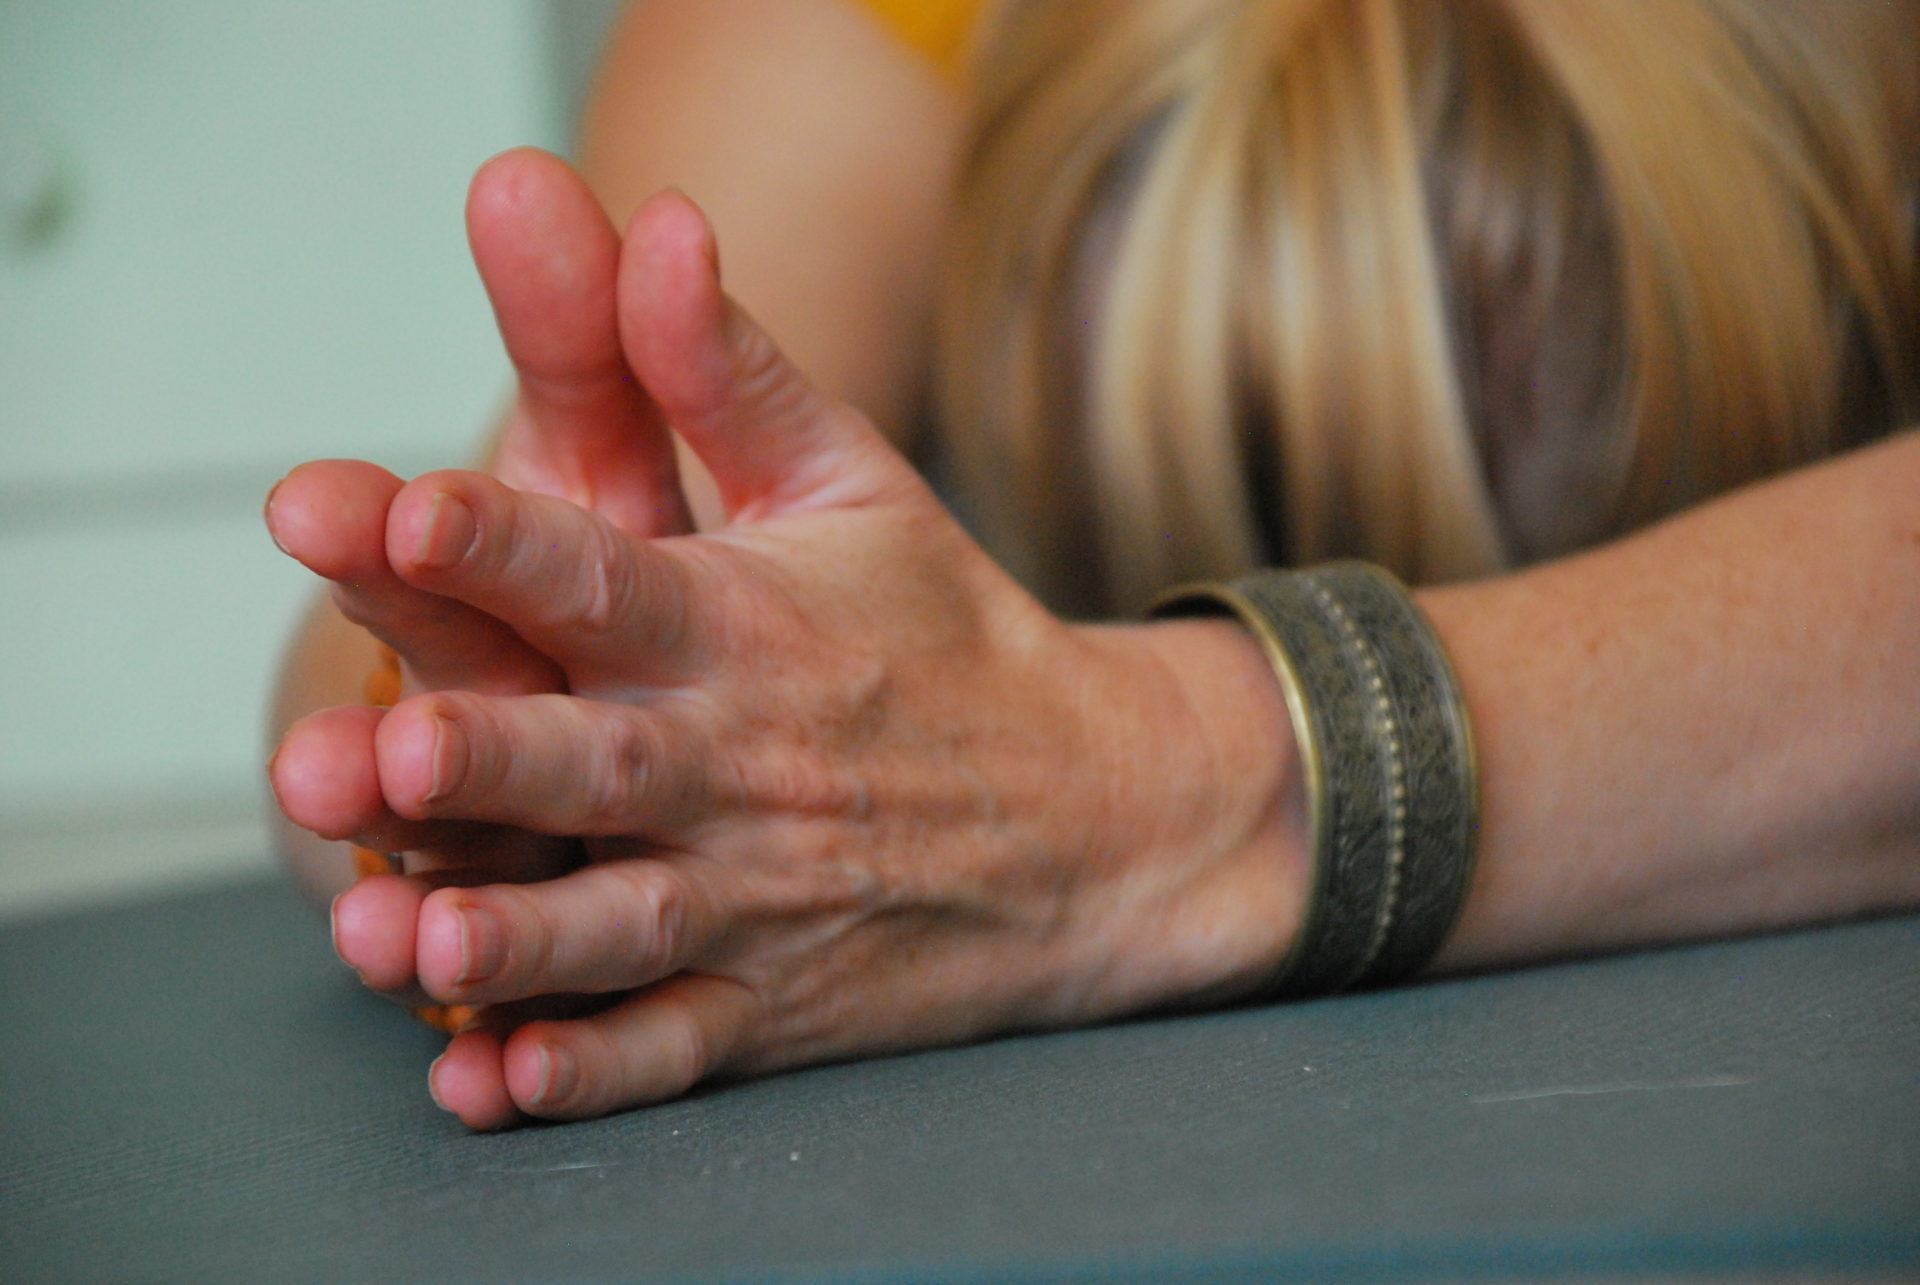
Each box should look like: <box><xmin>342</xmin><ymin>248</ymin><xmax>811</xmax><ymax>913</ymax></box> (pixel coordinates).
<box><xmin>0</xmin><ymin>2</ymin><xmax>612</xmax><ymax>916</ymax></box>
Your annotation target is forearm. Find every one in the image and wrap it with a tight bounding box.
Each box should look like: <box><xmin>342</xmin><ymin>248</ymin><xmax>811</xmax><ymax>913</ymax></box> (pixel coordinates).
<box><xmin>1149</xmin><ymin>432</ymin><xmax>1920</xmax><ymax>995</ymax></box>
<box><xmin>1420</xmin><ymin>429</ymin><xmax>1920</xmax><ymax>969</ymax></box>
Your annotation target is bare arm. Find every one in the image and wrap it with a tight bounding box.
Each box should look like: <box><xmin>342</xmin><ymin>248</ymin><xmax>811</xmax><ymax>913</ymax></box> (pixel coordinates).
<box><xmin>1419</xmin><ymin>428</ymin><xmax>1920</xmax><ymax>971</ymax></box>
<box><xmin>268</xmin><ymin>0</ymin><xmax>962</xmax><ymax>903</ymax></box>
<box><xmin>273</xmin><ymin>191</ymin><xmax>1920</xmax><ymax>1125</ymax></box>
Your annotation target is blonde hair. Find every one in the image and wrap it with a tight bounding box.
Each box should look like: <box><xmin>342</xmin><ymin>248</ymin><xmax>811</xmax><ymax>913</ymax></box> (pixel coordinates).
<box><xmin>937</xmin><ymin>0</ymin><xmax>1920</xmax><ymax>615</ymax></box>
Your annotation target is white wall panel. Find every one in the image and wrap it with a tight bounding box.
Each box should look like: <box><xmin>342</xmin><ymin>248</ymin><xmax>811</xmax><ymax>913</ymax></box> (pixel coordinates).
<box><xmin>0</xmin><ymin>0</ymin><xmax>559</xmax><ymax>482</ymax></box>
<box><xmin>0</xmin><ymin>0</ymin><xmax>576</xmax><ymax>916</ymax></box>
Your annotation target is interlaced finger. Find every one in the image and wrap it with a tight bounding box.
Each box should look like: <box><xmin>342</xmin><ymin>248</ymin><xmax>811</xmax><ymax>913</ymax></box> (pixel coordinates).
<box><xmin>268</xmin><ymin>459</ymin><xmax>563</xmax><ymax>696</ymax></box>
<box><xmin>412</xmin><ymin>856</ymin><xmax>722</xmax><ymax>1006</ymax></box>
<box><xmin>374</xmin><ymin>689</ymin><xmax>715</xmax><ymax>838</ymax></box>
<box><xmin>385</xmin><ymin>469</ymin><xmax>714</xmax><ymax>682</ymax></box>
<box><xmin>498</xmin><ymin>973</ymin><xmax>761</xmax><ymax>1120</ymax></box>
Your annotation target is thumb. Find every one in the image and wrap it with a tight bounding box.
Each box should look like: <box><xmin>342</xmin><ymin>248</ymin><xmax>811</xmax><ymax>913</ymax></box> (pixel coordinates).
<box><xmin>616</xmin><ymin>189</ymin><xmax>902</xmax><ymax>520</ymax></box>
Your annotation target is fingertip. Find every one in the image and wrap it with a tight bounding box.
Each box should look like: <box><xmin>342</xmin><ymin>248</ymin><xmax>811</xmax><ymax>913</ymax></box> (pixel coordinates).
<box><xmin>332</xmin><ymin>873</ymin><xmax>428</xmax><ymax>992</ymax></box>
<box><xmin>433</xmin><ymin>1031</ymin><xmax>522</xmax><ymax>1131</ymax></box>
<box><xmin>627</xmin><ymin>188</ymin><xmax>716</xmax><ymax>262</ymax></box>
<box><xmin>619</xmin><ymin>192</ymin><xmax>731</xmax><ymax>421</ymax></box>
<box><xmin>374</xmin><ymin>696</ymin><xmax>464</xmax><ymax>821</ymax></box>
<box><xmin>329</xmin><ymin>889</ymin><xmax>347</xmax><ymax>958</ymax></box>
<box><xmin>416</xmin><ymin>492</ymin><xmax>479</xmax><ymax>572</ymax></box>
<box><xmin>265</xmin><ymin>476</ymin><xmax>294</xmax><ymax>556</ymax></box>
<box><xmin>502</xmin><ymin>1022</ymin><xmax>579</xmax><ymax>1117</ymax></box>
<box><xmin>329</xmin><ymin>879</ymin><xmax>378</xmax><ymax>972</ymax></box>
<box><xmin>466</xmin><ymin>145</ymin><xmax>569</xmax><ymax>221</ymax></box>
<box><xmin>467</xmin><ymin>150</ymin><xmax>624</xmax><ymax>376</ymax></box>
<box><xmin>427</xmin><ymin>1050</ymin><xmax>452</xmax><ymax>1110</ymax></box>
<box><xmin>498</xmin><ymin>979</ymin><xmax>747</xmax><ymax>1122</ymax></box>
<box><xmin>385</xmin><ymin>470</ymin><xmax>495</xmax><ymax>583</ymax></box>
<box><xmin>414</xmin><ymin>886</ymin><xmax>472</xmax><ymax>998</ymax></box>
<box><xmin>467</xmin><ymin>147</ymin><xmax>596</xmax><ymax>259</ymax></box>
<box><xmin>623</xmin><ymin>191</ymin><xmax>722</xmax><ymax>333</ymax></box>
<box><xmin>271</xmin><ymin>706</ymin><xmax>387</xmax><ymax>839</ymax></box>
<box><xmin>264</xmin><ymin>460</ymin><xmax>405</xmax><ymax>580</ymax></box>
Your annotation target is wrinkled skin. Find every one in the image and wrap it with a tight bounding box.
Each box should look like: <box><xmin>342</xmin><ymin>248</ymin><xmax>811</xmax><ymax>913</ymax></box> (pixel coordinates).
<box><xmin>266</xmin><ymin>152</ymin><xmax>1301</xmax><ymax>1129</ymax></box>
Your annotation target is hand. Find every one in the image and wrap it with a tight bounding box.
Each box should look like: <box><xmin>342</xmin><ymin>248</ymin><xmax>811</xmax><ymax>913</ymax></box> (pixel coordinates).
<box><xmin>317</xmin><ymin>190</ymin><xmax>1309</xmax><ymax>1128</ymax></box>
<box><xmin>266</xmin><ymin>149</ymin><xmax>692</xmax><ymax>1004</ymax></box>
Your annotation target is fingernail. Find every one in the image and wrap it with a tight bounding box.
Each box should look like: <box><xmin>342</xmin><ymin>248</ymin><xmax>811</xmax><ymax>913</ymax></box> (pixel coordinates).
<box><xmin>534</xmin><ymin>1042</ymin><xmax>578</xmax><ymax>1108</ymax></box>
<box><xmin>329</xmin><ymin>893</ymin><xmax>370</xmax><ymax>987</ymax></box>
<box><xmin>423</xmin><ymin>714</ymin><xmax>461</xmax><ymax>804</ymax></box>
<box><xmin>689</xmin><ymin>202</ymin><xmax>720</xmax><ymax>275</ymax></box>
<box><xmin>427</xmin><ymin>1053</ymin><xmax>452</xmax><ymax>1112</ymax></box>
<box><xmin>454</xmin><ymin>902</ymin><xmax>507</xmax><ymax>985</ymax></box>
<box><xmin>264</xmin><ymin>477</ymin><xmax>292</xmax><ymax>555</ymax></box>
<box><xmin>416</xmin><ymin>491</ymin><xmax>476</xmax><ymax>570</ymax></box>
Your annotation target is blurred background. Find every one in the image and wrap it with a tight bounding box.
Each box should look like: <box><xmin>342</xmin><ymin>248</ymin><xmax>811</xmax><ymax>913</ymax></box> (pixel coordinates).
<box><xmin>0</xmin><ymin>1</ymin><xmax>622</xmax><ymax>920</ymax></box>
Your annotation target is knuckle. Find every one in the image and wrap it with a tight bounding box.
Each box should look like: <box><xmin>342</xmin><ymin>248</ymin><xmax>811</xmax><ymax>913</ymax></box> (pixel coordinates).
<box><xmin>328</xmin><ymin>584</ymin><xmax>382</xmax><ymax>630</ymax></box>
<box><xmin>495</xmin><ymin>886</ymin><xmax>557</xmax><ymax>991</ymax></box>
<box><xmin>654</xmin><ymin>1003</ymin><xmax>712</xmax><ymax>1095</ymax></box>
<box><xmin>555</xmin><ymin>520</ymin><xmax>636</xmax><ymax>640</ymax></box>
<box><xmin>562</xmin><ymin>1030</ymin><xmax>631</xmax><ymax>1117</ymax></box>
<box><xmin>727</xmin><ymin>321</ymin><xmax>791</xmax><ymax>410</ymax></box>
<box><xmin>641</xmin><ymin>550</ymin><xmax>708</xmax><ymax>662</ymax></box>
<box><xmin>614</xmin><ymin>866</ymin><xmax>688</xmax><ymax>980</ymax></box>
<box><xmin>580</xmin><ymin>712</ymin><xmax>660</xmax><ymax>833</ymax></box>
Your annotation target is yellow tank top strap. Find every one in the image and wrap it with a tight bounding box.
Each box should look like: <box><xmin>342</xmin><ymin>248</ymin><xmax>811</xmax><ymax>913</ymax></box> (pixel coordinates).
<box><xmin>853</xmin><ymin>0</ymin><xmax>988</xmax><ymax>77</ymax></box>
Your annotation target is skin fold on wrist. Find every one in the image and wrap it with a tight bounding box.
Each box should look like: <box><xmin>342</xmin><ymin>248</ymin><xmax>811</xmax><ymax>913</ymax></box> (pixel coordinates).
<box><xmin>1063</xmin><ymin>618</ymin><xmax>1311</xmax><ymax>1015</ymax></box>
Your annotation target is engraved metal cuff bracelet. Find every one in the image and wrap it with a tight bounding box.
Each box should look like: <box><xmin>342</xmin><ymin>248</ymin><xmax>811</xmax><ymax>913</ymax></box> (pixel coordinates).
<box><xmin>1155</xmin><ymin>562</ymin><xmax>1479</xmax><ymax>999</ymax></box>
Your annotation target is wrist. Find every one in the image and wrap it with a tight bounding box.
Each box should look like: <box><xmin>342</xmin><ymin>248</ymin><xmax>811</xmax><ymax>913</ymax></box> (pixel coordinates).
<box><xmin>1154</xmin><ymin>566</ymin><xmax>1483</xmax><ymax>995</ymax></box>
<box><xmin>1066</xmin><ymin>617</ymin><xmax>1311</xmax><ymax>1014</ymax></box>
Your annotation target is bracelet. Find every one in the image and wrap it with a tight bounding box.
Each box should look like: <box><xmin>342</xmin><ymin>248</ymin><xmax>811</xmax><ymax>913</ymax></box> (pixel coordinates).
<box><xmin>1154</xmin><ymin>562</ymin><xmax>1479</xmax><ymax>998</ymax></box>
<box><xmin>352</xmin><ymin>643</ymin><xmax>476</xmax><ymax>1036</ymax></box>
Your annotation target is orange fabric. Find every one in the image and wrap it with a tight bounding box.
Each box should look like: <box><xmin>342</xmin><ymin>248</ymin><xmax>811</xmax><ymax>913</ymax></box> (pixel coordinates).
<box><xmin>855</xmin><ymin>0</ymin><xmax>987</xmax><ymax>75</ymax></box>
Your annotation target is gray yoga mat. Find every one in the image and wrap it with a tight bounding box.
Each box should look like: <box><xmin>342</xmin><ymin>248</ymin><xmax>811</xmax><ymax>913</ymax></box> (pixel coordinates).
<box><xmin>2</xmin><ymin>874</ymin><xmax>1915</xmax><ymax>1283</ymax></box>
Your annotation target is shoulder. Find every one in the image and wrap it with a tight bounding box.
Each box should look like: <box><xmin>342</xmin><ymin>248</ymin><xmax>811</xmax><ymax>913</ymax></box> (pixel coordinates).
<box><xmin>584</xmin><ymin>2</ymin><xmax>965</xmax><ymax>148</ymax></box>
<box><xmin>849</xmin><ymin>0</ymin><xmax>991</xmax><ymax>75</ymax></box>
<box><xmin>592</xmin><ymin>0</ymin><xmax>985</xmax><ymax>86</ymax></box>
<box><xmin>579</xmin><ymin>0</ymin><xmax>966</xmax><ymax>231</ymax></box>
<box><xmin>578</xmin><ymin>0</ymin><xmax>968</xmax><ymax>435</ymax></box>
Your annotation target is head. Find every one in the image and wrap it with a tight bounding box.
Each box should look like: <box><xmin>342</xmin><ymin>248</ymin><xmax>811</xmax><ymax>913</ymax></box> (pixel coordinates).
<box><xmin>938</xmin><ymin>0</ymin><xmax>1920</xmax><ymax>615</ymax></box>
